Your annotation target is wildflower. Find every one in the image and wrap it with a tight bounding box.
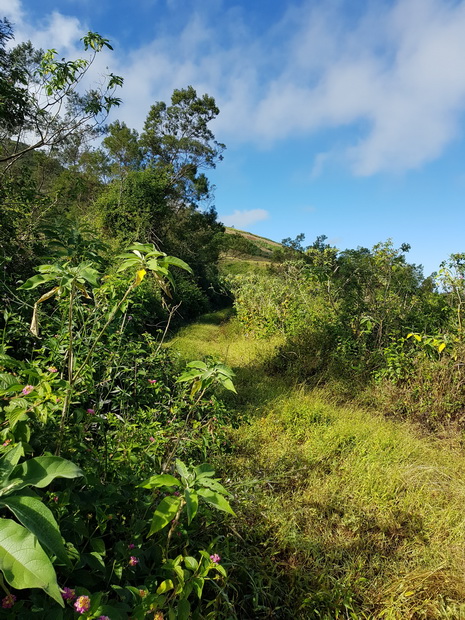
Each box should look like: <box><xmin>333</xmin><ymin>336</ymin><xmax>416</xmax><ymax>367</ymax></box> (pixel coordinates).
<box><xmin>2</xmin><ymin>594</ymin><xmax>16</xmax><ymax>609</ymax></box>
<box><xmin>138</xmin><ymin>589</ymin><xmax>147</xmax><ymax>597</ymax></box>
<box><xmin>210</xmin><ymin>553</ymin><xmax>221</xmax><ymax>564</ymax></box>
<box><xmin>98</xmin><ymin>616</ymin><xmax>110</xmax><ymax>620</ymax></box>
<box><xmin>74</xmin><ymin>595</ymin><xmax>91</xmax><ymax>614</ymax></box>
<box><xmin>47</xmin><ymin>366</ymin><xmax>58</xmax><ymax>373</ymax></box>
<box><xmin>149</xmin><ymin>436</ymin><xmax>155</xmax><ymax>442</ymax></box>
<box><xmin>22</xmin><ymin>384</ymin><xmax>34</xmax><ymax>395</ymax></box>
<box><xmin>2</xmin><ymin>439</ymin><xmax>11</xmax><ymax>447</ymax></box>
<box><xmin>153</xmin><ymin>612</ymin><xmax>164</xmax><ymax>620</ymax></box>
<box><xmin>129</xmin><ymin>556</ymin><xmax>139</xmax><ymax>566</ymax></box>
<box><xmin>128</xmin><ymin>543</ymin><xmax>135</xmax><ymax>549</ymax></box>
<box><xmin>52</xmin><ymin>495</ymin><xmax>59</xmax><ymax>503</ymax></box>
<box><xmin>87</xmin><ymin>408</ymin><xmax>95</xmax><ymax>414</ymax></box>
<box><xmin>61</xmin><ymin>587</ymin><xmax>76</xmax><ymax>601</ymax></box>
<box><xmin>148</xmin><ymin>379</ymin><xmax>157</xmax><ymax>384</ymax></box>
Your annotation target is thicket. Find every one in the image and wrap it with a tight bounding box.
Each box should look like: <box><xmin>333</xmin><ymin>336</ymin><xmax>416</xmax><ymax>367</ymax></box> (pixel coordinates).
<box><xmin>229</xmin><ymin>238</ymin><xmax>465</xmax><ymax>428</ymax></box>
<box><xmin>0</xmin><ymin>23</ymin><xmax>239</xmax><ymax>619</ymax></box>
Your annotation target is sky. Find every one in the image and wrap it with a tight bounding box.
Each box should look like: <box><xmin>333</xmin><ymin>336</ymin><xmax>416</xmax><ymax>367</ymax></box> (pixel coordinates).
<box><xmin>3</xmin><ymin>0</ymin><xmax>465</xmax><ymax>276</ymax></box>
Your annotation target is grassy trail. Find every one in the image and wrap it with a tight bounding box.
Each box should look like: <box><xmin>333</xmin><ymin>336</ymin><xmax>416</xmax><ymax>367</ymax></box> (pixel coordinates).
<box><xmin>169</xmin><ymin>310</ymin><xmax>465</xmax><ymax>619</ymax></box>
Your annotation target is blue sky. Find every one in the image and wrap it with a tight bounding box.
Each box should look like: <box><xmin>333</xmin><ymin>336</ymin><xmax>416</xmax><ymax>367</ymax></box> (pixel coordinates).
<box><xmin>3</xmin><ymin>0</ymin><xmax>465</xmax><ymax>276</ymax></box>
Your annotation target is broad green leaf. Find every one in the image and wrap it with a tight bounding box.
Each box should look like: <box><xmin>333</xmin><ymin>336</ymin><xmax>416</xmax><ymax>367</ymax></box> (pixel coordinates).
<box><xmin>176</xmin><ymin>369</ymin><xmax>202</xmax><ymax>383</ymax></box>
<box><xmin>161</xmin><ymin>256</ymin><xmax>193</xmax><ymax>274</ymax></box>
<box><xmin>0</xmin><ymin>495</ymin><xmax>71</xmax><ymax>567</ymax></box>
<box><xmin>192</xmin><ymin>576</ymin><xmax>204</xmax><ymax>599</ymax></box>
<box><xmin>138</xmin><ymin>474</ymin><xmax>180</xmax><ymax>489</ymax></box>
<box><xmin>215</xmin><ymin>563</ymin><xmax>227</xmax><ymax>578</ymax></box>
<box><xmin>177</xmin><ymin>597</ymin><xmax>191</xmax><ymax>620</ymax></box>
<box><xmin>175</xmin><ymin>459</ymin><xmax>189</xmax><ymax>481</ymax></box>
<box><xmin>19</xmin><ymin>274</ymin><xmax>55</xmax><ymax>290</ymax></box>
<box><xmin>117</xmin><ymin>258</ymin><xmax>141</xmax><ymax>272</ymax></box>
<box><xmin>197</xmin><ymin>488</ymin><xmax>235</xmax><ymax>516</ymax></box>
<box><xmin>184</xmin><ymin>489</ymin><xmax>198</xmax><ymax>525</ymax></box>
<box><xmin>90</xmin><ymin>538</ymin><xmax>106</xmax><ymax>554</ymax></box>
<box><xmin>0</xmin><ymin>518</ymin><xmax>63</xmax><ymax>605</ymax></box>
<box><xmin>148</xmin><ymin>495</ymin><xmax>182</xmax><ymax>536</ymax></box>
<box><xmin>80</xmin><ymin>266</ymin><xmax>100</xmax><ymax>287</ymax></box>
<box><xmin>184</xmin><ymin>556</ymin><xmax>198</xmax><ymax>571</ymax></box>
<box><xmin>199</xmin><ymin>477</ymin><xmax>230</xmax><ymax>496</ymax></box>
<box><xmin>83</xmin><ymin>551</ymin><xmax>105</xmax><ymax>571</ymax></box>
<box><xmin>8</xmin><ymin>456</ymin><xmax>83</xmax><ymax>492</ymax></box>
<box><xmin>0</xmin><ymin>372</ymin><xmax>21</xmax><ymax>390</ymax></box>
<box><xmin>220</xmin><ymin>377</ymin><xmax>237</xmax><ymax>393</ymax></box>
<box><xmin>186</xmin><ymin>361</ymin><xmax>208</xmax><ymax>370</ymax></box>
<box><xmin>156</xmin><ymin>579</ymin><xmax>174</xmax><ymax>594</ymax></box>
<box><xmin>194</xmin><ymin>463</ymin><xmax>216</xmax><ymax>479</ymax></box>
<box><xmin>8</xmin><ymin>405</ymin><xmax>29</xmax><ymax>431</ymax></box>
<box><xmin>0</xmin><ymin>443</ymin><xmax>24</xmax><ymax>483</ymax></box>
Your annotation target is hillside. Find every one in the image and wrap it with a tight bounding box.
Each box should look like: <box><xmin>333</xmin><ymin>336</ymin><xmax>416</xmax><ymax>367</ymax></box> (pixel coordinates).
<box><xmin>220</xmin><ymin>227</ymin><xmax>282</xmax><ymax>274</ymax></box>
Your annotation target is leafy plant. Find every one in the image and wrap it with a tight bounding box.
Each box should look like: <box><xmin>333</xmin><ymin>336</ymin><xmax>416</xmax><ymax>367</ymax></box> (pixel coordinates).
<box><xmin>139</xmin><ymin>459</ymin><xmax>235</xmax><ymax>538</ymax></box>
<box><xmin>176</xmin><ymin>359</ymin><xmax>237</xmax><ymax>399</ymax></box>
<box><xmin>0</xmin><ymin>442</ymin><xmax>82</xmax><ymax>604</ymax></box>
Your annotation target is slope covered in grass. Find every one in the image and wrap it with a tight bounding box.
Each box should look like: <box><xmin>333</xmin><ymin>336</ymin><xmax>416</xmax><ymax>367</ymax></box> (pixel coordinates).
<box><xmin>170</xmin><ymin>310</ymin><xmax>465</xmax><ymax>619</ymax></box>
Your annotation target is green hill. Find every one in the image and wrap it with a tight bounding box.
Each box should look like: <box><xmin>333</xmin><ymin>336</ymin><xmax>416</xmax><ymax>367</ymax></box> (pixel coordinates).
<box><xmin>220</xmin><ymin>227</ymin><xmax>282</xmax><ymax>274</ymax></box>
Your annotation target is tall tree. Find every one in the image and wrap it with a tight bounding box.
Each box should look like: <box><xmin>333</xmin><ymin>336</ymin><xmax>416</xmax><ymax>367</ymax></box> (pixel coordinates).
<box><xmin>140</xmin><ymin>85</ymin><xmax>225</xmax><ymax>207</ymax></box>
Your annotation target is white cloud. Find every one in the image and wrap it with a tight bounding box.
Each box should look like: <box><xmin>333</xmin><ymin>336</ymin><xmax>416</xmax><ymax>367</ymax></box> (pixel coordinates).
<box><xmin>219</xmin><ymin>209</ymin><xmax>269</xmax><ymax>229</ymax></box>
<box><xmin>0</xmin><ymin>0</ymin><xmax>23</xmax><ymax>22</ymax></box>
<box><xmin>8</xmin><ymin>0</ymin><xmax>465</xmax><ymax>176</ymax></box>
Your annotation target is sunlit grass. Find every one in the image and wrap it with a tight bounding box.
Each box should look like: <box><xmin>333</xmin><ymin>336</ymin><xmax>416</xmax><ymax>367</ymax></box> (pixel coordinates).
<box><xmin>170</xmin><ymin>314</ymin><xmax>465</xmax><ymax>619</ymax></box>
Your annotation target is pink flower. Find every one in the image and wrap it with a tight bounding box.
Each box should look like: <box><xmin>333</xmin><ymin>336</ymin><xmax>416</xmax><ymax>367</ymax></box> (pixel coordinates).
<box><xmin>47</xmin><ymin>366</ymin><xmax>58</xmax><ymax>373</ymax></box>
<box><xmin>2</xmin><ymin>439</ymin><xmax>11</xmax><ymax>447</ymax></box>
<box><xmin>128</xmin><ymin>543</ymin><xmax>135</xmax><ymax>549</ymax></box>
<box><xmin>149</xmin><ymin>436</ymin><xmax>155</xmax><ymax>442</ymax></box>
<box><xmin>61</xmin><ymin>587</ymin><xmax>76</xmax><ymax>601</ymax></box>
<box><xmin>74</xmin><ymin>595</ymin><xmax>91</xmax><ymax>613</ymax></box>
<box><xmin>87</xmin><ymin>408</ymin><xmax>95</xmax><ymax>414</ymax></box>
<box><xmin>22</xmin><ymin>384</ymin><xmax>34</xmax><ymax>395</ymax></box>
<box><xmin>98</xmin><ymin>616</ymin><xmax>110</xmax><ymax>620</ymax></box>
<box><xmin>210</xmin><ymin>553</ymin><xmax>221</xmax><ymax>564</ymax></box>
<box><xmin>52</xmin><ymin>495</ymin><xmax>59</xmax><ymax>503</ymax></box>
<box><xmin>129</xmin><ymin>556</ymin><xmax>139</xmax><ymax>566</ymax></box>
<box><xmin>148</xmin><ymin>379</ymin><xmax>157</xmax><ymax>384</ymax></box>
<box><xmin>2</xmin><ymin>594</ymin><xmax>16</xmax><ymax>609</ymax></box>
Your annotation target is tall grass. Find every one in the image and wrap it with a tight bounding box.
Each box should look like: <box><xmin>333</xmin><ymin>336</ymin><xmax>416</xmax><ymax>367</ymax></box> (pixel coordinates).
<box><xmin>170</xmin><ymin>312</ymin><xmax>465</xmax><ymax>619</ymax></box>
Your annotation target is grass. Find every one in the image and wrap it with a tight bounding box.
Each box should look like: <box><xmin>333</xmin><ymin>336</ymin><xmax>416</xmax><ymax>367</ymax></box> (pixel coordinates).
<box><xmin>169</xmin><ymin>311</ymin><xmax>465</xmax><ymax>619</ymax></box>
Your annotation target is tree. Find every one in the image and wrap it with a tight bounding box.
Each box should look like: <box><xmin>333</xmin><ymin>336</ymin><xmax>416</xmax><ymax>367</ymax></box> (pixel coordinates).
<box><xmin>140</xmin><ymin>86</ymin><xmax>225</xmax><ymax>207</ymax></box>
<box><xmin>0</xmin><ymin>28</ymin><xmax>123</xmax><ymax>171</ymax></box>
<box><xmin>0</xmin><ymin>19</ymin><xmax>30</xmax><ymax>134</ymax></box>
<box><xmin>102</xmin><ymin>120</ymin><xmax>142</xmax><ymax>179</ymax></box>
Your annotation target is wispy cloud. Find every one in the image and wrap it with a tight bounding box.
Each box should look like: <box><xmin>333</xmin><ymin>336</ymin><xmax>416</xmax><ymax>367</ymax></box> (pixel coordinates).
<box><xmin>9</xmin><ymin>0</ymin><xmax>465</xmax><ymax>176</ymax></box>
<box><xmin>0</xmin><ymin>0</ymin><xmax>23</xmax><ymax>22</ymax></box>
<box><xmin>219</xmin><ymin>209</ymin><xmax>269</xmax><ymax>229</ymax></box>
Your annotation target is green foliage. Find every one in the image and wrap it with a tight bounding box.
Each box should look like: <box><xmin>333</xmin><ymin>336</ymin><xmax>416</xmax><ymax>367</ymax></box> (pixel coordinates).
<box><xmin>177</xmin><ymin>360</ymin><xmax>237</xmax><ymax>398</ymax></box>
<box><xmin>140</xmin><ymin>459</ymin><xmax>234</xmax><ymax>535</ymax></box>
<box><xmin>0</xmin><ymin>443</ymin><xmax>82</xmax><ymax>604</ymax></box>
